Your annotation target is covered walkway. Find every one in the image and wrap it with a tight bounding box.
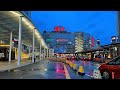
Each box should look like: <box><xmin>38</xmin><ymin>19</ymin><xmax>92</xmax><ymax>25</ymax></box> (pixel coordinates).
<box><xmin>0</xmin><ymin>11</ymin><xmax>49</xmax><ymax>65</ymax></box>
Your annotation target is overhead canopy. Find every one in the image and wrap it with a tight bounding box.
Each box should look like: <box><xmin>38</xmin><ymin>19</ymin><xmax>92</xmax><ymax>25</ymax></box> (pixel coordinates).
<box><xmin>0</xmin><ymin>11</ymin><xmax>48</xmax><ymax>49</ymax></box>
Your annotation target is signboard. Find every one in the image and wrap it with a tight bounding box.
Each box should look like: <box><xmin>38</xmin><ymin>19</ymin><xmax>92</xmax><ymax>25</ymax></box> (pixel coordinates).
<box><xmin>91</xmin><ymin>37</ymin><xmax>94</xmax><ymax>47</ymax></box>
<box><xmin>56</xmin><ymin>38</ymin><xmax>68</xmax><ymax>42</ymax></box>
<box><xmin>54</xmin><ymin>26</ymin><xmax>65</xmax><ymax>32</ymax></box>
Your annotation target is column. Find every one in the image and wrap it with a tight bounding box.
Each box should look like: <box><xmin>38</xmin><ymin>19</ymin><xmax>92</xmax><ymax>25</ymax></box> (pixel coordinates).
<box><xmin>29</xmin><ymin>45</ymin><xmax>31</xmax><ymax>59</ymax></box>
<box><xmin>39</xmin><ymin>42</ymin><xmax>41</xmax><ymax>60</ymax></box>
<box><xmin>9</xmin><ymin>32</ymin><xmax>12</xmax><ymax>62</ymax></box>
<box><xmin>49</xmin><ymin>49</ymin><xmax>51</xmax><ymax>57</ymax></box>
<box><xmin>47</xmin><ymin>48</ymin><xmax>49</xmax><ymax>57</ymax></box>
<box><xmin>32</xmin><ymin>28</ymin><xmax>35</xmax><ymax>63</ymax></box>
<box><xmin>17</xmin><ymin>16</ymin><xmax>23</xmax><ymax>65</ymax></box>
<box><xmin>46</xmin><ymin>48</ymin><xmax>48</xmax><ymax>57</ymax></box>
<box><xmin>44</xmin><ymin>47</ymin><xmax>45</xmax><ymax>59</ymax></box>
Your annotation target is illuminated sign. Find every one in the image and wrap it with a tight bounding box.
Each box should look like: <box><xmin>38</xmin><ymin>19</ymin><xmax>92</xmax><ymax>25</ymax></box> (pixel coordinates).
<box><xmin>54</xmin><ymin>26</ymin><xmax>65</xmax><ymax>32</ymax></box>
<box><xmin>91</xmin><ymin>37</ymin><xmax>94</xmax><ymax>47</ymax></box>
<box><xmin>61</xmin><ymin>26</ymin><xmax>64</xmax><ymax>31</ymax></box>
<box><xmin>56</xmin><ymin>38</ymin><xmax>68</xmax><ymax>42</ymax></box>
<box><xmin>54</xmin><ymin>26</ymin><xmax>60</xmax><ymax>32</ymax></box>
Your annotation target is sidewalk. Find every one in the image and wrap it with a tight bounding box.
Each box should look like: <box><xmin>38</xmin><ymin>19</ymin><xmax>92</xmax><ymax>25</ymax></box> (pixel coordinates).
<box><xmin>0</xmin><ymin>58</ymin><xmax>43</xmax><ymax>72</ymax></box>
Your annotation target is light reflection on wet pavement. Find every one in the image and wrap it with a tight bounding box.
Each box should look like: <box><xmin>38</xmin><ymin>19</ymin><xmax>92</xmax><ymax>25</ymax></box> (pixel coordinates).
<box><xmin>0</xmin><ymin>60</ymin><xmax>66</xmax><ymax>79</ymax></box>
<box><xmin>67</xmin><ymin>60</ymin><xmax>101</xmax><ymax>79</ymax></box>
<box><xmin>0</xmin><ymin>59</ymin><xmax>102</xmax><ymax>79</ymax></box>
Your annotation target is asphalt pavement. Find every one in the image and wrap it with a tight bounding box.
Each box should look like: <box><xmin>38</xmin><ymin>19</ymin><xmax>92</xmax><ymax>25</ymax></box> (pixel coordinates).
<box><xmin>0</xmin><ymin>59</ymin><xmax>101</xmax><ymax>79</ymax></box>
<box><xmin>0</xmin><ymin>60</ymin><xmax>66</xmax><ymax>79</ymax></box>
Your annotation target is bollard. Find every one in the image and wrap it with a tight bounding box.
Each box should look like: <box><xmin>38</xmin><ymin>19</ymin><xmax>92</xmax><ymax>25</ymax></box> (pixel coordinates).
<box><xmin>73</xmin><ymin>64</ymin><xmax>77</xmax><ymax>71</ymax></box>
<box><xmin>78</xmin><ymin>65</ymin><xmax>85</xmax><ymax>76</ymax></box>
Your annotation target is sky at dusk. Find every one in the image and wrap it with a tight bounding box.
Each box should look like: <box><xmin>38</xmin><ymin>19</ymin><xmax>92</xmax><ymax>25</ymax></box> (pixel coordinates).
<box><xmin>31</xmin><ymin>11</ymin><xmax>117</xmax><ymax>45</ymax></box>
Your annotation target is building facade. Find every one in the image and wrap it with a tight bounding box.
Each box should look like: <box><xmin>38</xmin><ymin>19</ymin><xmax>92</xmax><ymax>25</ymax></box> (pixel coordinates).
<box><xmin>42</xmin><ymin>26</ymin><xmax>75</xmax><ymax>54</ymax></box>
<box><xmin>117</xmin><ymin>11</ymin><xmax>120</xmax><ymax>42</ymax></box>
<box><xmin>75</xmin><ymin>32</ymin><xmax>84</xmax><ymax>53</ymax></box>
<box><xmin>75</xmin><ymin>32</ymin><xmax>97</xmax><ymax>53</ymax></box>
<box><xmin>42</xmin><ymin>26</ymin><xmax>97</xmax><ymax>54</ymax></box>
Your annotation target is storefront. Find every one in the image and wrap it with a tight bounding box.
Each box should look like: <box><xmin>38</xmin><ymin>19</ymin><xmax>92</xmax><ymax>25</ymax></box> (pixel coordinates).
<box><xmin>109</xmin><ymin>43</ymin><xmax>120</xmax><ymax>59</ymax></box>
<box><xmin>0</xmin><ymin>45</ymin><xmax>15</xmax><ymax>61</ymax></box>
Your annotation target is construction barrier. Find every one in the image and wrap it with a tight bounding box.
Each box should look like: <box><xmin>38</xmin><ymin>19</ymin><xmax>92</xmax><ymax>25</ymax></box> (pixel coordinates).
<box><xmin>66</xmin><ymin>60</ymin><xmax>69</xmax><ymax>64</ymax></box>
<box><xmin>62</xmin><ymin>58</ymin><xmax>66</xmax><ymax>63</ymax></box>
<box><xmin>93</xmin><ymin>69</ymin><xmax>102</xmax><ymax>79</ymax></box>
<box><xmin>69</xmin><ymin>61</ymin><xmax>74</xmax><ymax>68</ymax></box>
<box><xmin>73</xmin><ymin>64</ymin><xmax>77</xmax><ymax>71</ymax></box>
<box><xmin>77</xmin><ymin>65</ymin><xmax>85</xmax><ymax>76</ymax></box>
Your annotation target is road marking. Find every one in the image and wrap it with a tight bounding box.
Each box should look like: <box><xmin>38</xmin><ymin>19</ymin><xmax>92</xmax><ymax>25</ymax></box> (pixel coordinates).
<box><xmin>63</xmin><ymin>63</ymin><xmax>71</xmax><ymax>79</ymax></box>
<box><xmin>85</xmin><ymin>74</ymin><xmax>93</xmax><ymax>78</ymax></box>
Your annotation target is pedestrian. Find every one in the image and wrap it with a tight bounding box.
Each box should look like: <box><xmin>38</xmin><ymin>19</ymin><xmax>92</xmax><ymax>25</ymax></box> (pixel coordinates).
<box><xmin>101</xmin><ymin>54</ymin><xmax>104</xmax><ymax>61</ymax></box>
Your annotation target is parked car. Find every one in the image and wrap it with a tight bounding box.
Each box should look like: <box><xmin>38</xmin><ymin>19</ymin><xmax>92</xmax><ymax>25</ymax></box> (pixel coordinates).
<box><xmin>99</xmin><ymin>56</ymin><xmax>120</xmax><ymax>79</ymax></box>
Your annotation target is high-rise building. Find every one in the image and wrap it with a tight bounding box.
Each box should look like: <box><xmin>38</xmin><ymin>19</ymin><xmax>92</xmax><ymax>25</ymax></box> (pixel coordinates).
<box><xmin>117</xmin><ymin>11</ymin><xmax>120</xmax><ymax>42</ymax></box>
<box><xmin>75</xmin><ymin>32</ymin><xmax>97</xmax><ymax>53</ymax></box>
<box><xmin>75</xmin><ymin>32</ymin><xmax>84</xmax><ymax>53</ymax></box>
<box><xmin>42</xmin><ymin>26</ymin><xmax>75</xmax><ymax>54</ymax></box>
<box><xmin>111</xmin><ymin>36</ymin><xmax>119</xmax><ymax>44</ymax></box>
<box><xmin>42</xmin><ymin>26</ymin><xmax>97</xmax><ymax>54</ymax></box>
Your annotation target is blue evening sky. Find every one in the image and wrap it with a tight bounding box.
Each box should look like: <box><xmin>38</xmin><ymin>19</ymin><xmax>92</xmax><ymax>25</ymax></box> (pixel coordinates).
<box><xmin>31</xmin><ymin>11</ymin><xmax>117</xmax><ymax>45</ymax></box>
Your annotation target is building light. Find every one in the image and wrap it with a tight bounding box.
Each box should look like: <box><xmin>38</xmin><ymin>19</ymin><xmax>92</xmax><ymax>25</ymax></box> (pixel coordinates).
<box><xmin>0</xmin><ymin>45</ymin><xmax>10</xmax><ymax>47</ymax></box>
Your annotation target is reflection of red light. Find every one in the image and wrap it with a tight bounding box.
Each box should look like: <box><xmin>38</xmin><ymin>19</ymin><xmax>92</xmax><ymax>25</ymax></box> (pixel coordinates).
<box><xmin>56</xmin><ymin>69</ymin><xmax>59</xmax><ymax>72</ymax></box>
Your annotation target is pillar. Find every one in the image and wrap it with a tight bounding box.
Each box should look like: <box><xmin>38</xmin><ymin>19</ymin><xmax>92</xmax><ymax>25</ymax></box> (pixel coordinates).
<box><xmin>29</xmin><ymin>45</ymin><xmax>31</xmax><ymax>59</ymax></box>
<box><xmin>9</xmin><ymin>32</ymin><xmax>12</xmax><ymax>62</ymax></box>
<box><xmin>39</xmin><ymin>42</ymin><xmax>41</xmax><ymax>60</ymax></box>
<box><xmin>44</xmin><ymin>47</ymin><xmax>45</xmax><ymax>59</ymax></box>
<box><xmin>17</xmin><ymin>16</ymin><xmax>23</xmax><ymax>65</ymax></box>
<box><xmin>32</xmin><ymin>28</ymin><xmax>35</xmax><ymax>63</ymax></box>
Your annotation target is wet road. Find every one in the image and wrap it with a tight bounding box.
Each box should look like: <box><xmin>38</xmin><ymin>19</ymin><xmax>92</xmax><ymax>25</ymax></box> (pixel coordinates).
<box><xmin>0</xmin><ymin>60</ymin><xmax>66</xmax><ymax>79</ymax></box>
<box><xmin>70</xmin><ymin>60</ymin><xmax>101</xmax><ymax>78</ymax></box>
<box><xmin>0</xmin><ymin>60</ymin><xmax>101</xmax><ymax>79</ymax></box>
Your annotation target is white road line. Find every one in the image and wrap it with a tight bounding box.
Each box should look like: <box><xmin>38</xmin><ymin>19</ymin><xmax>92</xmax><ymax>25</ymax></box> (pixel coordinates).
<box><xmin>85</xmin><ymin>74</ymin><xmax>93</xmax><ymax>78</ymax></box>
<box><xmin>63</xmin><ymin>63</ymin><xmax>71</xmax><ymax>79</ymax></box>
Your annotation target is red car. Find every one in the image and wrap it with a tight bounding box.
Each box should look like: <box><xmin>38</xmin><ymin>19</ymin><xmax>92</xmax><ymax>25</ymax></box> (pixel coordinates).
<box><xmin>99</xmin><ymin>56</ymin><xmax>120</xmax><ymax>79</ymax></box>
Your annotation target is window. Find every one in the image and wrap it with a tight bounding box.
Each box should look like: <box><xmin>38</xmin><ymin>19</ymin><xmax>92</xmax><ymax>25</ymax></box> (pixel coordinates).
<box><xmin>114</xmin><ymin>58</ymin><xmax>120</xmax><ymax>65</ymax></box>
<box><xmin>107</xmin><ymin>57</ymin><xmax>120</xmax><ymax>65</ymax></box>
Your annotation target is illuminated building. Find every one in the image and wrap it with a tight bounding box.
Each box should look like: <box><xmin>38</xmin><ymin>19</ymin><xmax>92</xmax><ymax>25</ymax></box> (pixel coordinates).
<box><xmin>42</xmin><ymin>26</ymin><xmax>75</xmax><ymax>54</ymax></box>
<box><xmin>75</xmin><ymin>32</ymin><xmax>84</xmax><ymax>53</ymax></box>
<box><xmin>75</xmin><ymin>32</ymin><xmax>97</xmax><ymax>53</ymax></box>
<box><xmin>43</xmin><ymin>26</ymin><xmax>97</xmax><ymax>54</ymax></box>
<box><xmin>111</xmin><ymin>36</ymin><xmax>119</xmax><ymax>44</ymax></box>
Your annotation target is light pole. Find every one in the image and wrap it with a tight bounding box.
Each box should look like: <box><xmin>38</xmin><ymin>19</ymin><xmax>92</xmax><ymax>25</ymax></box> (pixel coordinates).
<box><xmin>9</xmin><ymin>31</ymin><xmax>12</xmax><ymax>62</ymax></box>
